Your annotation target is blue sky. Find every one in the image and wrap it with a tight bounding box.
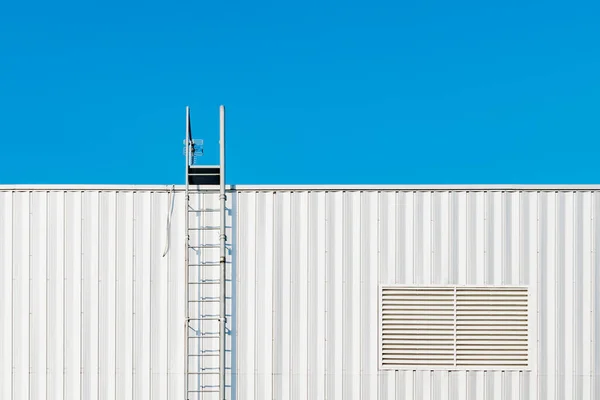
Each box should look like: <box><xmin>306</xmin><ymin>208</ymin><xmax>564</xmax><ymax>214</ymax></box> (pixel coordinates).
<box><xmin>1</xmin><ymin>1</ymin><xmax>599</xmax><ymax>184</ymax></box>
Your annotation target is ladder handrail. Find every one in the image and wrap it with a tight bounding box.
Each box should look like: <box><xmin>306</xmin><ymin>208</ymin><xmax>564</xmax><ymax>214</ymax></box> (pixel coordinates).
<box><xmin>184</xmin><ymin>106</ymin><xmax>191</xmax><ymax>399</ymax></box>
<box><xmin>218</xmin><ymin>105</ymin><xmax>227</xmax><ymax>400</ymax></box>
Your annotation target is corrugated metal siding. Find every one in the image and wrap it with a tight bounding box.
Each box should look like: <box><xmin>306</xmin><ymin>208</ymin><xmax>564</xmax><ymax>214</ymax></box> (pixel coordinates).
<box><xmin>0</xmin><ymin>190</ymin><xmax>190</xmax><ymax>400</ymax></box>
<box><xmin>234</xmin><ymin>190</ymin><xmax>597</xmax><ymax>400</ymax></box>
<box><xmin>1</xmin><ymin>188</ymin><xmax>600</xmax><ymax>399</ymax></box>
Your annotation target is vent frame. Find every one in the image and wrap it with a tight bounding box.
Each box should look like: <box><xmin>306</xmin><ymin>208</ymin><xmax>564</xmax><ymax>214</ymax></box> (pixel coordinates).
<box><xmin>379</xmin><ymin>285</ymin><xmax>531</xmax><ymax>371</ymax></box>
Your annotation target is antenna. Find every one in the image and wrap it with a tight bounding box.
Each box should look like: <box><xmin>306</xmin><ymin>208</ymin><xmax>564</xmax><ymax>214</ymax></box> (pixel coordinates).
<box><xmin>184</xmin><ymin>107</ymin><xmax>204</xmax><ymax>164</ymax></box>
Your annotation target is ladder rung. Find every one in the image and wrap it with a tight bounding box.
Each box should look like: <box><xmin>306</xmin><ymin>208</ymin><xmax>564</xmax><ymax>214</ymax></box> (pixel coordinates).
<box><xmin>188</xmin><ymin>353</ymin><xmax>220</xmax><ymax>357</ymax></box>
<box><xmin>189</xmin><ymin>367</ymin><xmax>219</xmax><ymax>371</ymax></box>
<box><xmin>188</xmin><ymin>385</ymin><xmax>219</xmax><ymax>388</ymax></box>
<box><xmin>188</xmin><ymin>262</ymin><xmax>221</xmax><ymax>266</ymax></box>
<box><xmin>189</xmin><ymin>297</ymin><xmax>220</xmax><ymax>300</ymax></box>
<box><xmin>188</xmin><ymin>335</ymin><xmax>219</xmax><ymax>339</ymax></box>
<box><xmin>188</xmin><ymin>353</ymin><xmax>219</xmax><ymax>357</ymax></box>
<box><xmin>189</xmin><ymin>317</ymin><xmax>220</xmax><ymax>321</ymax></box>
<box><xmin>189</xmin><ymin>245</ymin><xmax>220</xmax><ymax>249</ymax></box>
<box><xmin>188</xmin><ymin>389</ymin><xmax>218</xmax><ymax>393</ymax></box>
<box><xmin>188</xmin><ymin>299</ymin><xmax>220</xmax><ymax>303</ymax></box>
<box><xmin>188</xmin><ymin>208</ymin><xmax>220</xmax><ymax>213</ymax></box>
<box><xmin>189</xmin><ymin>280</ymin><xmax>220</xmax><ymax>284</ymax></box>
<box><xmin>188</xmin><ymin>391</ymin><xmax>219</xmax><ymax>393</ymax></box>
<box><xmin>189</xmin><ymin>226</ymin><xmax>220</xmax><ymax>230</ymax></box>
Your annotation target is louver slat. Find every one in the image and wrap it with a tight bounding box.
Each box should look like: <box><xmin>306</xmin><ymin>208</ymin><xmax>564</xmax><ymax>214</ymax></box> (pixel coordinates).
<box><xmin>380</xmin><ymin>286</ymin><xmax>529</xmax><ymax>370</ymax></box>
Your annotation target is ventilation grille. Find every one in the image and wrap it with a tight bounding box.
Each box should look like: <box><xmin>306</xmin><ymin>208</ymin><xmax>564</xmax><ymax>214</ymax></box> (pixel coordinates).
<box><xmin>381</xmin><ymin>287</ymin><xmax>455</xmax><ymax>367</ymax></box>
<box><xmin>380</xmin><ymin>286</ymin><xmax>529</xmax><ymax>370</ymax></box>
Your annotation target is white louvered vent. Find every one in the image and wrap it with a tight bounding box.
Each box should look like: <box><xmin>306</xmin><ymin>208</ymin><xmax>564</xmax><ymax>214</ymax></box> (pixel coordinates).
<box><xmin>380</xmin><ymin>286</ymin><xmax>529</xmax><ymax>370</ymax></box>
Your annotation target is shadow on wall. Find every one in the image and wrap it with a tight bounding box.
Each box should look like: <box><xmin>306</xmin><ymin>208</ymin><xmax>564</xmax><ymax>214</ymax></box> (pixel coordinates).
<box><xmin>230</xmin><ymin>188</ymin><xmax>238</xmax><ymax>400</ymax></box>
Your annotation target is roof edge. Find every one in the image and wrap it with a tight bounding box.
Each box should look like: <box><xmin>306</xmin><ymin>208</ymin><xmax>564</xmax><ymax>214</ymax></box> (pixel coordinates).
<box><xmin>3</xmin><ymin>184</ymin><xmax>600</xmax><ymax>191</ymax></box>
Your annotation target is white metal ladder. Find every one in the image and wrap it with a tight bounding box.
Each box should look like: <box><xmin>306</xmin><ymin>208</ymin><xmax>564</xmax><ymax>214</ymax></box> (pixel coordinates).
<box><xmin>184</xmin><ymin>106</ymin><xmax>227</xmax><ymax>400</ymax></box>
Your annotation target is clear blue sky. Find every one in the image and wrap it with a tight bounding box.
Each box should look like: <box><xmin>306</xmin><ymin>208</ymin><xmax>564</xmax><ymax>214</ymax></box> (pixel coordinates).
<box><xmin>1</xmin><ymin>1</ymin><xmax>599</xmax><ymax>184</ymax></box>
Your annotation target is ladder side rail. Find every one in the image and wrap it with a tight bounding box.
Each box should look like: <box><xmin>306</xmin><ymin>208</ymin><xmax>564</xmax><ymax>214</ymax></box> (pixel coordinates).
<box><xmin>218</xmin><ymin>105</ymin><xmax>227</xmax><ymax>400</ymax></box>
<box><xmin>184</xmin><ymin>106</ymin><xmax>191</xmax><ymax>399</ymax></box>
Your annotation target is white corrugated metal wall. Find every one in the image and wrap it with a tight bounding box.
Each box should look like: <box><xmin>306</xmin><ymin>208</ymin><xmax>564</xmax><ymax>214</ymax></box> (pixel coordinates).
<box><xmin>1</xmin><ymin>187</ymin><xmax>600</xmax><ymax>399</ymax></box>
<box><xmin>235</xmin><ymin>189</ymin><xmax>599</xmax><ymax>400</ymax></box>
<box><xmin>0</xmin><ymin>189</ymin><xmax>190</xmax><ymax>400</ymax></box>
